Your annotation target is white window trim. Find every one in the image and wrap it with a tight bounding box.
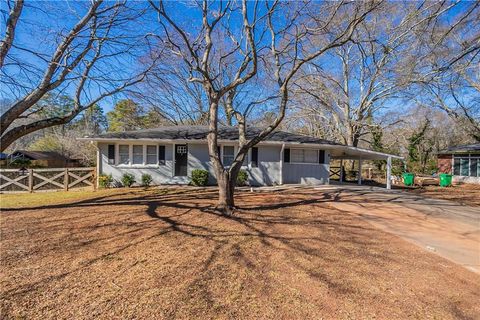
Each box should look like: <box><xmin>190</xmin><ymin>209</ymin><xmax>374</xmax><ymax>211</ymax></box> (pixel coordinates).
<box><xmin>453</xmin><ymin>153</ymin><xmax>480</xmax><ymax>177</ymax></box>
<box><xmin>222</xmin><ymin>145</ymin><xmax>235</xmax><ymax>167</ymax></box>
<box><xmin>289</xmin><ymin>148</ymin><xmax>321</xmax><ymax>165</ymax></box>
<box><xmin>131</xmin><ymin>144</ymin><xmax>144</xmax><ymax>166</ymax></box>
<box><xmin>114</xmin><ymin>143</ymin><xmax>161</xmax><ymax>168</ymax></box>
<box><xmin>116</xmin><ymin>143</ymin><xmax>131</xmax><ymax>167</ymax></box>
<box><xmin>145</xmin><ymin>144</ymin><xmax>158</xmax><ymax>166</ymax></box>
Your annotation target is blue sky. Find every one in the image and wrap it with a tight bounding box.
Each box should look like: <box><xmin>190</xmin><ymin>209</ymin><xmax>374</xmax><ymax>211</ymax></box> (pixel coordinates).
<box><xmin>1</xmin><ymin>0</ymin><xmax>478</xmax><ymax>122</ymax></box>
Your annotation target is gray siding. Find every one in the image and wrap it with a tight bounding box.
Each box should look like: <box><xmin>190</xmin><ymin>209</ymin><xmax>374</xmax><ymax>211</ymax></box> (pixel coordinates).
<box><xmin>187</xmin><ymin>143</ymin><xmax>217</xmax><ymax>184</ymax></box>
<box><xmin>98</xmin><ymin>142</ymin><xmax>330</xmax><ymax>186</ymax></box>
<box><xmin>99</xmin><ymin>142</ymin><xmax>186</xmax><ymax>185</ymax></box>
<box><xmin>247</xmin><ymin>145</ymin><xmax>282</xmax><ymax>186</ymax></box>
<box><xmin>283</xmin><ymin>151</ymin><xmax>330</xmax><ymax>184</ymax></box>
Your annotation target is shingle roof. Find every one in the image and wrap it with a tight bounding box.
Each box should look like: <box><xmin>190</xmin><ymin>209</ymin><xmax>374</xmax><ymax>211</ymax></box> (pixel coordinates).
<box><xmin>12</xmin><ymin>150</ymin><xmax>71</xmax><ymax>161</ymax></box>
<box><xmin>438</xmin><ymin>143</ymin><xmax>480</xmax><ymax>154</ymax></box>
<box><xmin>85</xmin><ymin>126</ymin><xmax>341</xmax><ymax>145</ymax></box>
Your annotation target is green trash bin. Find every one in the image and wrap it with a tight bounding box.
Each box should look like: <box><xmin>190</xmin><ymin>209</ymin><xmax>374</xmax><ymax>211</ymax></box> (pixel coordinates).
<box><xmin>439</xmin><ymin>173</ymin><xmax>452</xmax><ymax>187</ymax></box>
<box><xmin>403</xmin><ymin>173</ymin><xmax>415</xmax><ymax>186</ymax></box>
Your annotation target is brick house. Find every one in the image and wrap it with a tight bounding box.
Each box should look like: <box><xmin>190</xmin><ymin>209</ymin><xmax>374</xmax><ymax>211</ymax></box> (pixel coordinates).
<box><xmin>437</xmin><ymin>143</ymin><xmax>480</xmax><ymax>184</ymax></box>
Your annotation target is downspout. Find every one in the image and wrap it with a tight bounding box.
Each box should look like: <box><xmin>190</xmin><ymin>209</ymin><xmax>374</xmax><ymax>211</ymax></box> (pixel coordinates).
<box><xmin>280</xmin><ymin>143</ymin><xmax>285</xmax><ymax>185</ymax></box>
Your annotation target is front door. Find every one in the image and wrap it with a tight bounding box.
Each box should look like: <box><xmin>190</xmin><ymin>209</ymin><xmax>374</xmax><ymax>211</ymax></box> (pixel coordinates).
<box><xmin>174</xmin><ymin>144</ymin><xmax>188</xmax><ymax>176</ymax></box>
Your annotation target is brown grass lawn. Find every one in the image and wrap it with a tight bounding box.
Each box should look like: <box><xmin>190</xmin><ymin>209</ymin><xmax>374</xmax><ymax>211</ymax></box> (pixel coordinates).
<box><xmin>1</xmin><ymin>187</ymin><xmax>479</xmax><ymax>319</ymax></box>
<box><xmin>408</xmin><ymin>183</ymin><xmax>480</xmax><ymax>207</ymax></box>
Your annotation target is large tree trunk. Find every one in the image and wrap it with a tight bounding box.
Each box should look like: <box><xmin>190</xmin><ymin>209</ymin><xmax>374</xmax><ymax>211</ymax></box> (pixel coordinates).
<box><xmin>207</xmin><ymin>98</ymin><xmax>237</xmax><ymax>214</ymax></box>
<box><xmin>216</xmin><ymin>170</ymin><xmax>236</xmax><ymax>212</ymax></box>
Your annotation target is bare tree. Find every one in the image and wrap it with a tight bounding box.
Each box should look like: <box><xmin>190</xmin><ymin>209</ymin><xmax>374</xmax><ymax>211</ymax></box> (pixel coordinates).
<box><xmin>150</xmin><ymin>0</ymin><xmax>378</xmax><ymax>213</ymax></box>
<box><xmin>136</xmin><ymin>60</ymin><xmax>210</xmax><ymax>125</ymax></box>
<box><xmin>409</xmin><ymin>1</ymin><xmax>480</xmax><ymax>141</ymax></box>
<box><xmin>289</xmin><ymin>1</ymin><xmax>476</xmax><ymax>148</ymax></box>
<box><xmin>0</xmin><ymin>0</ymin><xmax>23</xmax><ymax>68</ymax></box>
<box><xmin>0</xmin><ymin>0</ymin><xmax>157</xmax><ymax>151</ymax></box>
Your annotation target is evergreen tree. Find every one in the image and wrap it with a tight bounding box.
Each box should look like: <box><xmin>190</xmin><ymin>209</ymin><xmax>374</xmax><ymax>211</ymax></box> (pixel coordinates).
<box><xmin>106</xmin><ymin>99</ymin><xmax>146</xmax><ymax>132</ymax></box>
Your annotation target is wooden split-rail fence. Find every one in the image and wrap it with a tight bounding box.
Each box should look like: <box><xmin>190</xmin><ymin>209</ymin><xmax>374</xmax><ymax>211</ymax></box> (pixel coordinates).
<box><xmin>0</xmin><ymin>167</ymin><xmax>95</xmax><ymax>193</ymax></box>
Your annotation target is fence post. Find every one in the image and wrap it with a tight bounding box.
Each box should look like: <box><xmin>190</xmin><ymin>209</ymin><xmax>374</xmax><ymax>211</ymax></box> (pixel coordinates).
<box><xmin>93</xmin><ymin>169</ymin><xmax>97</xmax><ymax>191</ymax></box>
<box><xmin>64</xmin><ymin>168</ymin><xmax>69</xmax><ymax>191</ymax></box>
<box><xmin>28</xmin><ymin>169</ymin><xmax>33</xmax><ymax>193</ymax></box>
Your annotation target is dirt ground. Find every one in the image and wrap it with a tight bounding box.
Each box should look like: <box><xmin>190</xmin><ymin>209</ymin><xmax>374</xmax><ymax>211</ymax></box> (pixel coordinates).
<box><xmin>1</xmin><ymin>187</ymin><xmax>479</xmax><ymax>319</ymax></box>
<box><xmin>407</xmin><ymin>183</ymin><xmax>480</xmax><ymax>206</ymax></box>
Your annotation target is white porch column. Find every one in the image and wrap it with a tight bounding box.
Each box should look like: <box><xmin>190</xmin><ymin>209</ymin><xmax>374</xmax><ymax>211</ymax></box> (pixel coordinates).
<box><xmin>386</xmin><ymin>156</ymin><xmax>392</xmax><ymax>190</ymax></box>
<box><xmin>339</xmin><ymin>159</ymin><xmax>344</xmax><ymax>183</ymax></box>
<box><xmin>358</xmin><ymin>158</ymin><xmax>362</xmax><ymax>185</ymax></box>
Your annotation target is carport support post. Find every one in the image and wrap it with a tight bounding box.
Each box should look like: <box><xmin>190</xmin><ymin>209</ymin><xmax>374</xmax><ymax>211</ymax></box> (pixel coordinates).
<box><xmin>386</xmin><ymin>156</ymin><xmax>392</xmax><ymax>190</ymax></box>
<box><xmin>358</xmin><ymin>158</ymin><xmax>362</xmax><ymax>185</ymax></box>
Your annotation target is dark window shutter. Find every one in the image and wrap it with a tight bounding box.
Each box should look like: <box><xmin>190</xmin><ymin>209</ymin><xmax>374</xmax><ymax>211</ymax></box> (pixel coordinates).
<box><xmin>158</xmin><ymin>145</ymin><xmax>165</xmax><ymax>165</ymax></box>
<box><xmin>251</xmin><ymin>147</ymin><xmax>258</xmax><ymax>167</ymax></box>
<box><xmin>284</xmin><ymin>148</ymin><xmax>290</xmax><ymax>163</ymax></box>
<box><xmin>319</xmin><ymin>150</ymin><xmax>325</xmax><ymax>164</ymax></box>
<box><xmin>108</xmin><ymin>145</ymin><xmax>115</xmax><ymax>164</ymax></box>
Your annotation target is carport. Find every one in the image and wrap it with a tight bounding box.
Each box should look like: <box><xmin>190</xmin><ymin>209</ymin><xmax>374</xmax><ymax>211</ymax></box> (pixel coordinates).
<box><xmin>325</xmin><ymin>145</ymin><xmax>403</xmax><ymax>189</ymax></box>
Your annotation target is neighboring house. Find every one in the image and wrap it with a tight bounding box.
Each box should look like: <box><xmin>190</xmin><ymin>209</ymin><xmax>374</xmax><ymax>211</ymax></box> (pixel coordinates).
<box><xmin>81</xmin><ymin>126</ymin><xmax>402</xmax><ymax>188</ymax></box>
<box><xmin>8</xmin><ymin>150</ymin><xmax>80</xmax><ymax>168</ymax></box>
<box><xmin>437</xmin><ymin>143</ymin><xmax>480</xmax><ymax>184</ymax></box>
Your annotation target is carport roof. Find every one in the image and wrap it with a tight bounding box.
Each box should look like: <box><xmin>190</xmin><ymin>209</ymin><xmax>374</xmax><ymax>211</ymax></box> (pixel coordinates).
<box><xmin>81</xmin><ymin>125</ymin><xmax>402</xmax><ymax>160</ymax></box>
<box><xmin>328</xmin><ymin>146</ymin><xmax>403</xmax><ymax>160</ymax></box>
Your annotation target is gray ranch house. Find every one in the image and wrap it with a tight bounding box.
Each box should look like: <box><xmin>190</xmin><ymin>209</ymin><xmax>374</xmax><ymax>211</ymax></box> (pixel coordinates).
<box><xmin>81</xmin><ymin>126</ymin><xmax>401</xmax><ymax>188</ymax></box>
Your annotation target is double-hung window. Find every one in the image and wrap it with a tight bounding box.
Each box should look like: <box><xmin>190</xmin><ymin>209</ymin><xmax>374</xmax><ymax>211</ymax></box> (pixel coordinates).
<box><xmin>290</xmin><ymin>149</ymin><xmax>319</xmax><ymax>164</ymax></box>
<box><xmin>115</xmin><ymin>144</ymin><xmax>163</xmax><ymax>166</ymax></box>
<box><xmin>146</xmin><ymin>145</ymin><xmax>157</xmax><ymax>165</ymax></box>
<box><xmin>119</xmin><ymin>145</ymin><xmax>130</xmax><ymax>165</ymax></box>
<box><xmin>223</xmin><ymin>146</ymin><xmax>235</xmax><ymax>166</ymax></box>
<box><xmin>132</xmin><ymin>145</ymin><xmax>143</xmax><ymax>165</ymax></box>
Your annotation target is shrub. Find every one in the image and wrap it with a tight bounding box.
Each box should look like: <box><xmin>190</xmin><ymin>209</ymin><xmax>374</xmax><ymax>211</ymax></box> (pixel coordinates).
<box><xmin>8</xmin><ymin>158</ymin><xmax>31</xmax><ymax>167</ymax></box>
<box><xmin>141</xmin><ymin>173</ymin><xmax>153</xmax><ymax>187</ymax></box>
<box><xmin>236</xmin><ymin>169</ymin><xmax>249</xmax><ymax>186</ymax></box>
<box><xmin>191</xmin><ymin>169</ymin><xmax>209</xmax><ymax>186</ymax></box>
<box><xmin>121</xmin><ymin>173</ymin><xmax>136</xmax><ymax>187</ymax></box>
<box><xmin>98</xmin><ymin>174</ymin><xmax>113</xmax><ymax>188</ymax></box>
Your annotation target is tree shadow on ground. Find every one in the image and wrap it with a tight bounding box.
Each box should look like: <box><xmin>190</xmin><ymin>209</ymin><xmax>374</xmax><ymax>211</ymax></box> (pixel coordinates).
<box><xmin>2</xmin><ymin>187</ymin><xmax>479</xmax><ymax>319</ymax></box>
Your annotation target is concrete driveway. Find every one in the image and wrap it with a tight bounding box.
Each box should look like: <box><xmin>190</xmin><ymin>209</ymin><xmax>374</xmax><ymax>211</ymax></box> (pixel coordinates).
<box><xmin>314</xmin><ymin>185</ymin><xmax>480</xmax><ymax>274</ymax></box>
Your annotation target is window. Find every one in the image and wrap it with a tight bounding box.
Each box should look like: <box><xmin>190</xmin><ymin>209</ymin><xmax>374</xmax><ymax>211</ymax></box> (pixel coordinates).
<box><xmin>132</xmin><ymin>145</ymin><xmax>143</xmax><ymax>165</ymax></box>
<box><xmin>251</xmin><ymin>147</ymin><xmax>258</xmax><ymax>167</ymax></box>
<box><xmin>291</xmin><ymin>149</ymin><xmax>319</xmax><ymax>164</ymax></box>
<box><xmin>453</xmin><ymin>158</ymin><xmax>460</xmax><ymax>175</ymax></box>
<box><xmin>119</xmin><ymin>145</ymin><xmax>129</xmax><ymax>165</ymax></box>
<box><xmin>146</xmin><ymin>145</ymin><xmax>157</xmax><ymax>165</ymax></box>
<box><xmin>158</xmin><ymin>145</ymin><xmax>166</xmax><ymax>165</ymax></box>
<box><xmin>460</xmin><ymin>158</ymin><xmax>469</xmax><ymax>176</ymax></box>
<box><xmin>470</xmin><ymin>159</ymin><xmax>478</xmax><ymax>177</ymax></box>
<box><xmin>223</xmin><ymin>146</ymin><xmax>235</xmax><ymax>166</ymax></box>
<box><xmin>304</xmin><ymin>149</ymin><xmax>318</xmax><ymax>163</ymax></box>
<box><xmin>107</xmin><ymin>145</ymin><xmax>115</xmax><ymax>164</ymax></box>
<box><xmin>454</xmin><ymin>155</ymin><xmax>480</xmax><ymax>177</ymax></box>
